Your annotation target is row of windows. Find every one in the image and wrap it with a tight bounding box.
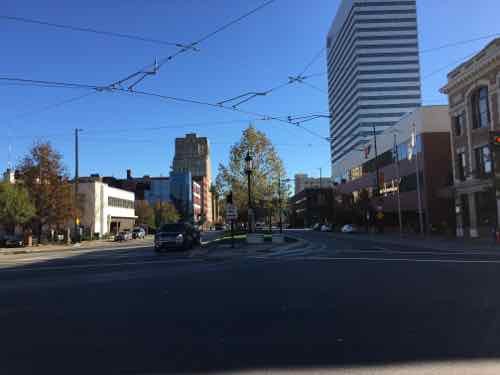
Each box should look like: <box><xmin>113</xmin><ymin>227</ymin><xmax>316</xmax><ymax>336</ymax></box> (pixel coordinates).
<box><xmin>328</xmin><ymin>23</ymin><xmax>417</xmax><ymax>91</ymax></box>
<box><xmin>327</xmin><ymin>2</ymin><xmax>416</xmax><ymax>65</ymax></box>
<box><xmin>329</xmin><ymin>84</ymin><xmax>420</xmax><ymax>115</ymax></box>
<box><xmin>329</xmin><ymin>62</ymin><xmax>419</xmax><ymax>107</ymax></box>
<box><xmin>337</xmin><ymin>135</ymin><xmax>423</xmax><ymax>183</ymax></box>
<box><xmin>452</xmin><ymin>86</ymin><xmax>491</xmax><ymax>136</ymax></box>
<box><xmin>108</xmin><ymin>197</ymin><xmax>134</xmax><ymax>209</ymax></box>
<box><xmin>456</xmin><ymin>145</ymin><xmax>493</xmax><ymax>182</ymax></box>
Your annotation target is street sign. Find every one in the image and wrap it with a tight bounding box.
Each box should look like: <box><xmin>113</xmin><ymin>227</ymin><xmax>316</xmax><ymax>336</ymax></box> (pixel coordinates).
<box><xmin>226</xmin><ymin>204</ymin><xmax>238</xmax><ymax>220</ymax></box>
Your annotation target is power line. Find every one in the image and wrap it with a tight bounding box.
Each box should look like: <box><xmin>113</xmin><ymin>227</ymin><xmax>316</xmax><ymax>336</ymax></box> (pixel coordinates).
<box><xmin>110</xmin><ymin>0</ymin><xmax>277</xmax><ymax>91</ymax></box>
<box><xmin>298</xmin><ymin>46</ymin><xmax>326</xmax><ymax>77</ymax></box>
<box><xmin>0</xmin><ymin>74</ymin><xmax>330</xmax><ymax>140</ymax></box>
<box><xmin>420</xmin><ymin>32</ymin><xmax>500</xmax><ymax>54</ymax></box>
<box><xmin>297</xmin><ymin>80</ymin><xmax>327</xmax><ymax>94</ymax></box>
<box><xmin>113</xmin><ymin>87</ymin><xmax>329</xmax><ymax>140</ymax></box>
<box><xmin>421</xmin><ymin>51</ymin><xmax>477</xmax><ymax>80</ymax></box>
<box><xmin>9</xmin><ymin>92</ymin><xmax>96</xmax><ymax>122</ymax></box>
<box><xmin>0</xmin><ymin>77</ymin><xmax>102</xmax><ymax>90</ymax></box>
<box><xmin>0</xmin><ymin>15</ymin><xmax>187</xmax><ymax>48</ymax></box>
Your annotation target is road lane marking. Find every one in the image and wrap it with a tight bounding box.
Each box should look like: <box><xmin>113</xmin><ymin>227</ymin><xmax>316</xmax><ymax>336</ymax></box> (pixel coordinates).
<box><xmin>0</xmin><ymin>257</ymin><xmax>205</xmax><ymax>272</ymax></box>
<box><xmin>287</xmin><ymin>256</ymin><xmax>500</xmax><ymax>264</ymax></box>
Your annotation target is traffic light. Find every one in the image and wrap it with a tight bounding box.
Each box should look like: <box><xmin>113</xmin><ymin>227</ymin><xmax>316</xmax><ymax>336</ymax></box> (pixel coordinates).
<box><xmin>493</xmin><ymin>134</ymin><xmax>500</xmax><ymax>147</ymax></box>
<box><xmin>226</xmin><ymin>191</ymin><xmax>233</xmax><ymax>204</ymax></box>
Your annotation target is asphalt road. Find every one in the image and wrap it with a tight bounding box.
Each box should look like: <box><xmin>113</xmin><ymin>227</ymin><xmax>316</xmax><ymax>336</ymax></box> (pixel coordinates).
<box><xmin>2</xmin><ymin>230</ymin><xmax>500</xmax><ymax>374</ymax></box>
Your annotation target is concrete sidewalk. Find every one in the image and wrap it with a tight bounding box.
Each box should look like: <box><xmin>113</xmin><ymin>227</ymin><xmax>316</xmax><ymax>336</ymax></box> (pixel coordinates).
<box><xmin>0</xmin><ymin>237</ymin><xmax>153</xmax><ymax>255</ymax></box>
<box><xmin>331</xmin><ymin>232</ymin><xmax>500</xmax><ymax>252</ymax></box>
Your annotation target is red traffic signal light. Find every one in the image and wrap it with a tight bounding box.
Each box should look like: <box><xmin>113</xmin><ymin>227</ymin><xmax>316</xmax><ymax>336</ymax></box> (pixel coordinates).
<box><xmin>491</xmin><ymin>132</ymin><xmax>500</xmax><ymax>146</ymax></box>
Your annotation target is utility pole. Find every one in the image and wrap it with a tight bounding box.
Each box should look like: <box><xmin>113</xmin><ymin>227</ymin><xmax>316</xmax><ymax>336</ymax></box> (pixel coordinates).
<box><xmin>74</xmin><ymin>128</ymin><xmax>83</xmax><ymax>242</ymax></box>
<box><xmin>394</xmin><ymin>133</ymin><xmax>403</xmax><ymax>236</ymax></box>
<box><xmin>373</xmin><ymin>124</ymin><xmax>380</xmax><ymax>196</ymax></box>
<box><xmin>278</xmin><ymin>174</ymin><xmax>282</xmax><ymax>234</ymax></box>
<box><xmin>319</xmin><ymin>167</ymin><xmax>323</xmax><ymax>189</ymax></box>
<box><xmin>412</xmin><ymin>124</ymin><xmax>424</xmax><ymax>235</ymax></box>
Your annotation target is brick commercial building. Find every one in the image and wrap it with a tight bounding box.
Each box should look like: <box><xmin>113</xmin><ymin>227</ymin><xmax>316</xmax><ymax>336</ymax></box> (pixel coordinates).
<box><xmin>289</xmin><ymin>188</ymin><xmax>335</xmax><ymax>228</ymax></box>
<box><xmin>172</xmin><ymin>134</ymin><xmax>213</xmax><ymax>226</ymax></box>
<box><xmin>441</xmin><ymin>38</ymin><xmax>500</xmax><ymax>238</ymax></box>
<box><xmin>333</xmin><ymin>106</ymin><xmax>454</xmax><ymax>234</ymax></box>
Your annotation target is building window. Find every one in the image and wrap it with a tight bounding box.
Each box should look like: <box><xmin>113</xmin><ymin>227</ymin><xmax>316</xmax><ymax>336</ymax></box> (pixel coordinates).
<box><xmin>108</xmin><ymin>196</ymin><xmax>134</xmax><ymax>209</ymax></box>
<box><xmin>471</xmin><ymin>87</ymin><xmax>490</xmax><ymax>129</ymax></box>
<box><xmin>456</xmin><ymin>152</ymin><xmax>467</xmax><ymax>181</ymax></box>
<box><xmin>475</xmin><ymin>145</ymin><xmax>492</xmax><ymax>177</ymax></box>
<box><xmin>453</xmin><ymin>112</ymin><xmax>465</xmax><ymax>136</ymax></box>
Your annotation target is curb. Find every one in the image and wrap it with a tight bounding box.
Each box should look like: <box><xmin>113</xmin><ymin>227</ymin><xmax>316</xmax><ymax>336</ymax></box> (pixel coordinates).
<box><xmin>329</xmin><ymin>233</ymin><xmax>500</xmax><ymax>252</ymax></box>
<box><xmin>0</xmin><ymin>241</ymin><xmax>153</xmax><ymax>256</ymax></box>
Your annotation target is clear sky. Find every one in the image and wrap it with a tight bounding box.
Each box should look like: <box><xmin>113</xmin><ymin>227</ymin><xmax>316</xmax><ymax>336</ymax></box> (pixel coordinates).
<box><xmin>2</xmin><ymin>0</ymin><xmax>500</xmax><ymax>181</ymax></box>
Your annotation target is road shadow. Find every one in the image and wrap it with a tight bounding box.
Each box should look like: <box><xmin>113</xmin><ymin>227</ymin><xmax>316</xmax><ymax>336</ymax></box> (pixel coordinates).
<box><xmin>1</xmin><ymin>240</ymin><xmax>500</xmax><ymax>374</ymax></box>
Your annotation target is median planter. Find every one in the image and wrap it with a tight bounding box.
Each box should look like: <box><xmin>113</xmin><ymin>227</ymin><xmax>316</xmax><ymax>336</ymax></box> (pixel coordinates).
<box><xmin>272</xmin><ymin>234</ymin><xmax>285</xmax><ymax>244</ymax></box>
<box><xmin>247</xmin><ymin>233</ymin><xmax>264</xmax><ymax>244</ymax></box>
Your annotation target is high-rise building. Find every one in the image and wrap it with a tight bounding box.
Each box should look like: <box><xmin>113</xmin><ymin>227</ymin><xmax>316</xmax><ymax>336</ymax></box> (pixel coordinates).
<box><xmin>172</xmin><ymin>133</ymin><xmax>213</xmax><ymax>225</ymax></box>
<box><xmin>327</xmin><ymin>0</ymin><xmax>421</xmax><ymax>177</ymax></box>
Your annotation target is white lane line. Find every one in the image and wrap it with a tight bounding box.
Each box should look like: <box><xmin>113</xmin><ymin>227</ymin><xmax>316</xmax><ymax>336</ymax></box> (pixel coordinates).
<box><xmin>287</xmin><ymin>256</ymin><xmax>500</xmax><ymax>264</ymax></box>
<box><xmin>337</xmin><ymin>249</ymin><xmax>498</xmax><ymax>256</ymax></box>
<box><xmin>0</xmin><ymin>258</ymin><xmax>204</xmax><ymax>272</ymax></box>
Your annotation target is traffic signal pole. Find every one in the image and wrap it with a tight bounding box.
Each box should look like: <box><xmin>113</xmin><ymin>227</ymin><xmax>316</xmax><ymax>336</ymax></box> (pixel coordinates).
<box><xmin>491</xmin><ymin>133</ymin><xmax>500</xmax><ymax>240</ymax></box>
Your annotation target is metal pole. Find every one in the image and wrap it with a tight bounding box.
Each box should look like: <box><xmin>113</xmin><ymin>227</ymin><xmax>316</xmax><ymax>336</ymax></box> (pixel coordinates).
<box><xmin>278</xmin><ymin>175</ymin><xmax>283</xmax><ymax>234</ymax></box>
<box><xmin>319</xmin><ymin>167</ymin><xmax>322</xmax><ymax>189</ymax></box>
<box><xmin>394</xmin><ymin>133</ymin><xmax>403</xmax><ymax>236</ymax></box>
<box><xmin>74</xmin><ymin>128</ymin><xmax>81</xmax><ymax>242</ymax></box>
<box><xmin>373</xmin><ymin>124</ymin><xmax>380</xmax><ymax>196</ymax></box>
<box><xmin>247</xmin><ymin>171</ymin><xmax>252</xmax><ymax>233</ymax></box>
<box><xmin>413</xmin><ymin>124</ymin><xmax>424</xmax><ymax>235</ymax></box>
<box><xmin>490</xmin><ymin>137</ymin><xmax>499</xmax><ymax>240</ymax></box>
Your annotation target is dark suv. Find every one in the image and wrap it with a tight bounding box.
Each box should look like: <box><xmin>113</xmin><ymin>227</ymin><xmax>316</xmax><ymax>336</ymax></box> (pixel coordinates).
<box><xmin>154</xmin><ymin>223</ymin><xmax>200</xmax><ymax>252</ymax></box>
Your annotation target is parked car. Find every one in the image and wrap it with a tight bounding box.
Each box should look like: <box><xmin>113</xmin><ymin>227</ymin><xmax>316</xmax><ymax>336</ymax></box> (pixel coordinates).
<box><xmin>2</xmin><ymin>235</ymin><xmax>24</xmax><ymax>248</ymax></box>
<box><xmin>154</xmin><ymin>222</ymin><xmax>200</xmax><ymax>252</ymax></box>
<box><xmin>341</xmin><ymin>224</ymin><xmax>358</xmax><ymax>233</ymax></box>
<box><xmin>132</xmin><ymin>227</ymin><xmax>146</xmax><ymax>239</ymax></box>
<box><xmin>115</xmin><ymin>230</ymin><xmax>133</xmax><ymax>241</ymax></box>
<box><xmin>321</xmin><ymin>224</ymin><xmax>332</xmax><ymax>232</ymax></box>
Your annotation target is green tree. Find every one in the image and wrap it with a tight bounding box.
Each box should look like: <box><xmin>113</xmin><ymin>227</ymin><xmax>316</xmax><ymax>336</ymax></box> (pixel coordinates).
<box><xmin>0</xmin><ymin>182</ymin><xmax>36</xmax><ymax>233</ymax></box>
<box><xmin>154</xmin><ymin>201</ymin><xmax>180</xmax><ymax>227</ymax></box>
<box><xmin>135</xmin><ymin>200</ymin><xmax>155</xmax><ymax>229</ymax></box>
<box><xmin>17</xmin><ymin>142</ymin><xmax>76</xmax><ymax>239</ymax></box>
<box><xmin>216</xmin><ymin>126</ymin><xmax>289</xmax><ymax>222</ymax></box>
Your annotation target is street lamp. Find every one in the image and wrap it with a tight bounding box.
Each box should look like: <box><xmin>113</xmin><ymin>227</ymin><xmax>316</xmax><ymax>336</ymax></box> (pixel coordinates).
<box><xmin>278</xmin><ymin>175</ymin><xmax>292</xmax><ymax>233</ymax></box>
<box><xmin>244</xmin><ymin>151</ymin><xmax>254</xmax><ymax>233</ymax></box>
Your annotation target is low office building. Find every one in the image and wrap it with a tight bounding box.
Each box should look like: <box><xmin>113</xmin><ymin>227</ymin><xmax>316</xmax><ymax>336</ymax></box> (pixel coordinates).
<box><xmin>441</xmin><ymin>38</ymin><xmax>500</xmax><ymax>238</ymax></box>
<box><xmin>289</xmin><ymin>188</ymin><xmax>335</xmax><ymax>228</ymax></box>
<box><xmin>78</xmin><ymin>178</ymin><xmax>137</xmax><ymax>237</ymax></box>
<box><xmin>333</xmin><ymin>106</ymin><xmax>454</xmax><ymax>233</ymax></box>
<box><xmin>294</xmin><ymin>174</ymin><xmax>335</xmax><ymax>195</ymax></box>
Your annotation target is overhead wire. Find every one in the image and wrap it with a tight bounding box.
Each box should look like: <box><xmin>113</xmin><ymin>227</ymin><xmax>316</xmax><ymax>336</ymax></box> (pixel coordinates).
<box><xmin>0</xmin><ymin>15</ymin><xmax>187</xmax><ymax>47</ymax></box>
<box><xmin>109</xmin><ymin>0</ymin><xmax>277</xmax><ymax>90</ymax></box>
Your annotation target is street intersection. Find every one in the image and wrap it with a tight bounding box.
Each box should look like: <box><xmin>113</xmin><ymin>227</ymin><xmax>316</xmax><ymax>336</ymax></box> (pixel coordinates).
<box><xmin>2</xmin><ymin>230</ymin><xmax>500</xmax><ymax>374</ymax></box>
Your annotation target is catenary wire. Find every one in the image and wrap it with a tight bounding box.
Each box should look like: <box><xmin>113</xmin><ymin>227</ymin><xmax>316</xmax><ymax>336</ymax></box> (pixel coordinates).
<box><xmin>0</xmin><ymin>15</ymin><xmax>187</xmax><ymax>47</ymax></box>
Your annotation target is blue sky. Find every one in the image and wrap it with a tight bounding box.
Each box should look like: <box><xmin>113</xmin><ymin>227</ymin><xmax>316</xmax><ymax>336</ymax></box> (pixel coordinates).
<box><xmin>2</xmin><ymin>0</ymin><xmax>500</xmax><ymax>181</ymax></box>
